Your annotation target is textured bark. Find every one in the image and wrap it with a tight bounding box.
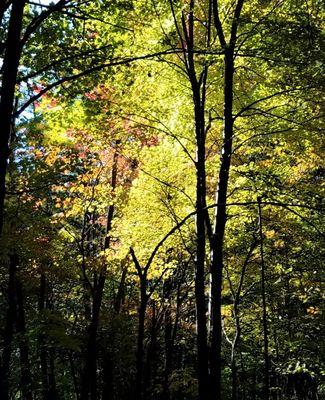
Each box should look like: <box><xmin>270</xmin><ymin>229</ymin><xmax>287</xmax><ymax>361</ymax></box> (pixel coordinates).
<box><xmin>0</xmin><ymin>0</ymin><xmax>26</xmax><ymax>234</ymax></box>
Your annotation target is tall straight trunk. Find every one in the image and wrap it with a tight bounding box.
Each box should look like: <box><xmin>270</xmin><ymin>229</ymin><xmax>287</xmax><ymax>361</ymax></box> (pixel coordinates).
<box><xmin>163</xmin><ymin>305</ymin><xmax>172</xmax><ymax>400</ymax></box>
<box><xmin>193</xmin><ymin>98</ymin><xmax>210</xmax><ymax>400</ymax></box>
<box><xmin>101</xmin><ymin>261</ymin><xmax>127</xmax><ymax>400</ymax></box>
<box><xmin>38</xmin><ymin>273</ymin><xmax>57</xmax><ymax>400</ymax></box>
<box><xmin>40</xmin><ymin>340</ymin><xmax>49</xmax><ymax>400</ymax></box>
<box><xmin>169</xmin><ymin>0</ymin><xmax>211</xmax><ymax>396</ymax></box>
<box><xmin>209</xmin><ymin>47</ymin><xmax>235</xmax><ymax>400</ymax></box>
<box><xmin>101</xmin><ymin>353</ymin><xmax>113</xmax><ymax>400</ymax></box>
<box><xmin>80</xmin><ymin>280</ymin><xmax>105</xmax><ymax>400</ymax></box>
<box><xmin>257</xmin><ymin>198</ymin><xmax>269</xmax><ymax>400</ymax></box>
<box><xmin>0</xmin><ymin>254</ymin><xmax>18</xmax><ymax>400</ymax></box>
<box><xmin>0</xmin><ymin>0</ymin><xmax>25</xmax><ymax>234</ymax></box>
<box><xmin>15</xmin><ymin>276</ymin><xmax>33</xmax><ymax>400</ymax></box>
<box><xmin>189</xmin><ymin>23</ymin><xmax>210</xmax><ymax>400</ymax></box>
<box><xmin>135</xmin><ymin>276</ymin><xmax>147</xmax><ymax>400</ymax></box>
<box><xmin>69</xmin><ymin>351</ymin><xmax>80</xmax><ymax>400</ymax></box>
<box><xmin>80</xmin><ymin>148</ymin><xmax>118</xmax><ymax>400</ymax></box>
<box><xmin>210</xmin><ymin>2</ymin><xmax>244</xmax><ymax>397</ymax></box>
<box><xmin>39</xmin><ymin>273</ymin><xmax>49</xmax><ymax>400</ymax></box>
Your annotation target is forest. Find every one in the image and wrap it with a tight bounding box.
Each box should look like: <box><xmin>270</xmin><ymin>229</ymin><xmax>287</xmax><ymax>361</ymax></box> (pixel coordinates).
<box><xmin>0</xmin><ymin>0</ymin><xmax>324</xmax><ymax>399</ymax></box>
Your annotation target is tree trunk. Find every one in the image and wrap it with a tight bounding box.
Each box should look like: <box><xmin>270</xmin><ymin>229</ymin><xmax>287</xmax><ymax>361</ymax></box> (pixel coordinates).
<box><xmin>0</xmin><ymin>254</ymin><xmax>18</xmax><ymax>400</ymax></box>
<box><xmin>80</xmin><ymin>148</ymin><xmax>118</xmax><ymax>400</ymax></box>
<box><xmin>231</xmin><ymin>353</ymin><xmax>237</xmax><ymax>400</ymax></box>
<box><xmin>69</xmin><ymin>351</ymin><xmax>80</xmax><ymax>400</ymax></box>
<box><xmin>258</xmin><ymin>198</ymin><xmax>269</xmax><ymax>400</ymax></box>
<box><xmin>101</xmin><ymin>352</ymin><xmax>113</xmax><ymax>400</ymax></box>
<box><xmin>81</xmin><ymin>275</ymin><xmax>105</xmax><ymax>400</ymax></box>
<box><xmin>163</xmin><ymin>305</ymin><xmax>173</xmax><ymax>400</ymax></box>
<box><xmin>16</xmin><ymin>276</ymin><xmax>33</xmax><ymax>400</ymax></box>
<box><xmin>39</xmin><ymin>273</ymin><xmax>49</xmax><ymax>400</ymax></box>
<box><xmin>194</xmin><ymin>104</ymin><xmax>210</xmax><ymax>400</ymax></box>
<box><xmin>101</xmin><ymin>261</ymin><xmax>127</xmax><ymax>400</ymax></box>
<box><xmin>0</xmin><ymin>0</ymin><xmax>26</xmax><ymax>234</ymax></box>
<box><xmin>209</xmin><ymin>46</ymin><xmax>235</xmax><ymax>400</ymax></box>
<box><xmin>135</xmin><ymin>276</ymin><xmax>147</xmax><ymax>400</ymax></box>
<box><xmin>182</xmin><ymin>3</ymin><xmax>211</xmax><ymax>397</ymax></box>
<box><xmin>38</xmin><ymin>273</ymin><xmax>57</xmax><ymax>400</ymax></box>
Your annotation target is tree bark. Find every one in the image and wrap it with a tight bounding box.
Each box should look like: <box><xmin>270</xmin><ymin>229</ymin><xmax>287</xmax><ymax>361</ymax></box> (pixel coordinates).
<box><xmin>38</xmin><ymin>273</ymin><xmax>57</xmax><ymax>400</ymax></box>
<box><xmin>135</xmin><ymin>275</ymin><xmax>147</xmax><ymax>400</ymax></box>
<box><xmin>209</xmin><ymin>1</ymin><xmax>245</xmax><ymax>396</ymax></box>
<box><xmin>0</xmin><ymin>0</ymin><xmax>26</xmax><ymax>234</ymax></box>
<box><xmin>209</xmin><ymin>46</ymin><xmax>235</xmax><ymax>400</ymax></box>
<box><xmin>16</xmin><ymin>276</ymin><xmax>33</xmax><ymax>400</ymax></box>
<box><xmin>188</xmin><ymin>10</ymin><xmax>210</xmax><ymax>400</ymax></box>
<box><xmin>0</xmin><ymin>254</ymin><xmax>18</xmax><ymax>400</ymax></box>
<box><xmin>257</xmin><ymin>198</ymin><xmax>269</xmax><ymax>400</ymax></box>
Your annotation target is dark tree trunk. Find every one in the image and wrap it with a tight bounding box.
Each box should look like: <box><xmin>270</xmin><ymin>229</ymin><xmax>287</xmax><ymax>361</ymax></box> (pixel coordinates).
<box><xmin>38</xmin><ymin>273</ymin><xmax>57</xmax><ymax>400</ymax></box>
<box><xmin>144</xmin><ymin>302</ymin><xmax>160</xmax><ymax>400</ymax></box>
<box><xmin>69</xmin><ymin>351</ymin><xmax>80</xmax><ymax>400</ymax></box>
<box><xmin>163</xmin><ymin>306</ymin><xmax>173</xmax><ymax>400</ymax></box>
<box><xmin>169</xmin><ymin>1</ymin><xmax>212</xmax><ymax>397</ymax></box>
<box><xmin>193</xmin><ymin>100</ymin><xmax>210</xmax><ymax>400</ymax></box>
<box><xmin>39</xmin><ymin>273</ymin><xmax>49</xmax><ymax>400</ymax></box>
<box><xmin>101</xmin><ymin>352</ymin><xmax>113</xmax><ymax>400</ymax></box>
<box><xmin>231</xmin><ymin>356</ymin><xmax>237</xmax><ymax>400</ymax></box>
<box><xmin>16</xmin><ymin>276</ymin><xmax>33</xmax><ymax>400</ymax></box>
<box><xmin>209</xmin><ymin>2</ymin><xmax>244</xmax><ymax>398</ymax></box>
<box><xmin>114</xmin><ymin>262</ymin><xmax>127</xmax><ymax>314</ymax></box>
<box><xmin>257</xmin><ymin>198</ymin><xmax>270</xmax><ymax>400</ymax></box>
<box><xmin>102</xmin><ymin>261</ymin><xmax>127</xmax><ymax>400</ymax></box>
<box><xmin>186</xmin><ymin>3</ymin><xmax>212</xmax><ymax>398</ymax></box>
<box><xmin>209</xmin><ymin>47</ymin><xmax>235</xmax><ymax>400</ymax></box>
<box><xmin>80</xmin><ymin>149</ymin><xmax>118</xmax><ymax>400</ymax></box>
<box><xmin>0</xmin><ymin>0</ymin><xmax>26</xmax><ymax>234</ymax></box>
<box><xmin>81</xmin><ymin>276</ymin><xmax>105</xmax><ymax>400</ymax></box>
<box><xmin>135</xmin><ymin>276</ymin><xmax>147</xmax><ymax>400</ymax></box>
<box><xmin>0</xmin><ymin>254</ymin><xmax>18</xmax><ymax>400</ymax></box>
